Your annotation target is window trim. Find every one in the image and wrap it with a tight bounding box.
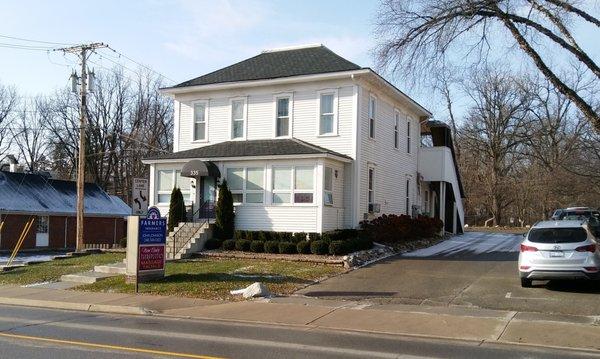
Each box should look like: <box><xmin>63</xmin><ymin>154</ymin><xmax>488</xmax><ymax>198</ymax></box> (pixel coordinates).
<box><xmin>316</xmin><ymin>89</ymin><xmax>338</xmax><ymax>137</ymax></box>
<box><xmin>229</xmin><ymin>97</ymin><xmax>247</xmax><ymax>140</ymax></box>
<box><xmin>406</xmin><ymin>115</ymin><xmax>412</xmax><ymax>154</ymax></box>
<box><xmin>271</xmin><ymin>165</ymin><xmax>316</xmax><ymax>206</ymax></box>
<box><xmin>405</xmin><ymin>178</ymin><xmax>411</xmax><ymax>215</ymax></box>
<box><xmin>273</xmin><ymin>93</ymin><xmax>293</xmax><ymax>138</ymax></box>
<box><xmin>225</xmin><ymin>166</ymin><xmax>266</xmax><ymax>206</ymax></box>
<box><xmin>324</xmin><ymin>166</ymin><xmax>334</xmax><ymax>206</ymax></box>
<box><xmin>191</xmin><ymin>100</ymin><xmax>209</xmax><ymax>143</ymax></box>
<box><xmin>368</xmin><ymin>167</ymin><xmax>375</xmax><ymax>208</ymax></box>
<box><xmin>368</xmin><ymin>94</ymin><xmax>376</xmax><ymax>139</ymax></box>
<box><xmin>156</xmin><ymin>169</ymin><xmax>191</xmax><ymax>205</ymax></box>
<box><xmin>394</xmin><ymin>109</ymin><xmax>400</xmax><ymax>150</ymax></box>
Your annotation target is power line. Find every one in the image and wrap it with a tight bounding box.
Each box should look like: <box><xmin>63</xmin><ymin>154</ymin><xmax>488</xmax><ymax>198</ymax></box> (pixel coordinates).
<box><xmin>0</xmin><ymin>42</ymin><xmax>57</xmax><ymax>51</ymax></box>
<box><xmin>0</xmin><ymin>34</ymin><xmax>76</xmax><ymax>46</ymax></box>
<box><xmin>104</xmin><ymin>46</ymin><xmax>176</xmax><ymax>84</ymax></box>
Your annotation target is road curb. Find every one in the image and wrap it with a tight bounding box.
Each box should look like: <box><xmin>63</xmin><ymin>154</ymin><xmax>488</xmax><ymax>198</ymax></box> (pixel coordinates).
<box><xmin>0</xmin><ymin>297</ymin><xmax>152</xmax><ymax>316</ymax></box>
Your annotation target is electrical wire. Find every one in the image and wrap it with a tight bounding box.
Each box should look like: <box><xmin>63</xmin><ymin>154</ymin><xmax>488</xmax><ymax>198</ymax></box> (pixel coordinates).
<box><xmin>0</xmin><ymin>34</ymin><xmax>76</xmax><ymax>46</ymax></box>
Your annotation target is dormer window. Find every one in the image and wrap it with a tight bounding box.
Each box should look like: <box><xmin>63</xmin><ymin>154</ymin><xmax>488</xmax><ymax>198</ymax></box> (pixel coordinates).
<box><xmin>231</xmin><ymin>98</ymin><xmax>246</xmax><ymax>139</ymax></box>
<box><xmin>275</xmin><ymin>96</ymin><xmax>291</xmax><ymax>137</ymax></box>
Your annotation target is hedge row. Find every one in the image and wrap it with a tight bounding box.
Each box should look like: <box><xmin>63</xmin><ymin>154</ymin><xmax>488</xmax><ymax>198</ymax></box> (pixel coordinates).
<box><xmin>205</xmin><ymin>228</ymin><xmax>373</xmax><ymax>256</ymax></box>
<box><xmin>359</xmin><ymin>214</ymin><xmax>443</xmax><ymax>244</ymax></box>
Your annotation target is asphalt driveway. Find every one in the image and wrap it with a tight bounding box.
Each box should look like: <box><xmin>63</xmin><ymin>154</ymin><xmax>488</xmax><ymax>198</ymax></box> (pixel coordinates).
<box><xmin>297</xmin><ymin>232</ymin><xmax>600</xmax><ymax>316</ymax></box>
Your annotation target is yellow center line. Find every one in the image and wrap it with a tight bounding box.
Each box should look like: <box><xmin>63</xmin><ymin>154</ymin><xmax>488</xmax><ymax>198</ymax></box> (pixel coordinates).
<box><xmin>0</xmin><ymin>332</ymin><xmax>226</xmax><ymax>359</ymax></box>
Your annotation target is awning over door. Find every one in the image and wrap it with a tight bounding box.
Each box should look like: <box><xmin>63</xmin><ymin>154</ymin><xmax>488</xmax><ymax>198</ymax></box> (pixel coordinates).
<box><xmin>181</xmin><ymin>160</ymin><xmax>221</xmax><ymax>178</ymax></box>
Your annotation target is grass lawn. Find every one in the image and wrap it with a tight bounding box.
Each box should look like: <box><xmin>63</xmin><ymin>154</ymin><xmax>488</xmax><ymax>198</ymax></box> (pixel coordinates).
<box><xmin>77</xmin><ymin>257</ymin><xmax>346</xmax><ymax>300</ymax></box>
<box><xmin>0</xmin><ymin>253</ymin><xmax>125</xmax><ymax>286</ymax></box>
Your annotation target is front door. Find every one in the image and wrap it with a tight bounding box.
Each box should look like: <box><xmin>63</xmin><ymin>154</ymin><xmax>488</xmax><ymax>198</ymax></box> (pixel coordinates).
<box><xmin>36</xmin><ymin>216</ymin><xmax>49</xmax><ymax>247</ymax></box>
<box><xmin>201</xmin><ymin>177</ymin><xmax>216</xmax><ymax>204</ymax></box>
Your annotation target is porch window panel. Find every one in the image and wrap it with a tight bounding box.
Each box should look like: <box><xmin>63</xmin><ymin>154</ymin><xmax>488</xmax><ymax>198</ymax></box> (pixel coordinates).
<box><xmin>324</xmin><ymin>167</ymin><xmax>333</xmax><ymax>205</ymax></box>
<box><xmin>272</xmin><ymin>167</ymin><xmax>292</xmax><ymax>204</ymax></box>
<box><xmin>227</xmin><ymin>168</ymin><xmax>244</xmax><ymax>191</ymax></box>
<box><xmin>246</xmin><ymin>167</ymin><xmax>264</xmax><ymax>204</ymax></box>
<box><xmin>273</xmin><ymin>193</ymin><xmax>291</xmax><ymax>204</ymax></box>
<box><xmin>158</xmin><ymin>170</ymin><xmax>173</xmax><ymax>192</ymax></box>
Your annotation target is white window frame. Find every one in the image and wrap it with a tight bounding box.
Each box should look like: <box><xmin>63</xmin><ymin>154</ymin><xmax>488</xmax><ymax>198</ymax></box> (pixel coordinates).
<box><xmin>230</xmin><ymin>97</ymin><xmax>247</xmax><ymax>140</ymax></box>
<box><xmin>191</xmin><ymin>100</ymin><xmax>209</xmax><ymax>143</ymax></box>
<box><xmin>368</xmin><ymin>167</ymin><xmax>375</xmax><ymax>208</ymax></box>
<box><xmin>271</xmin><ymin>165</ymin><xmax>316</xmax><ymax>206</ymax></box>
<box><xmin>407</xmin><ymin>115</ymin><xmax>412</xmax><ymax>154</ymax></box>
<box><xmin>368</xmin><ymin>94</ymin><xmax>376</xmax><ymax>139</ymax></box>
<box><xmin>405</xmin><ymin>178</ymin><xmax>411</xmax><ymax>215</ymax></box>
<box><xmin>394</xmin><ymin>109</ymin><xmax>400</xmax><ymax>149</ymax></box>
<box><xmin>324</xmin><ymin>166</ymin><xmax>334</xmax><ymax>206</ymax></box>
<box><xmin>225</xmin><ymin>166</ymin><xmax>266</xmax><ymax>205</ymax></box>
<box><xmin>316</xmin><ymin>89</ymin><xmax>338</xmax><ymax>137</ymax></box>
<box><xmin>274</xmin><ymin>93</ymin><xmax>293</xmax><ymax>138</ymax></box>
<box><xmin>156</xmin><ymin>169</ymin><xmax>191</xmax><ymax>205</ymax></box>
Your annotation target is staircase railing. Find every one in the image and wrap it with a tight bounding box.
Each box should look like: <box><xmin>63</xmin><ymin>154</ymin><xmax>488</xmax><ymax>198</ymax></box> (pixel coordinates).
<box><xmin>172</xmin><ymin>200</ymin><xmax>214</xmax><ymax>259</ymax></box>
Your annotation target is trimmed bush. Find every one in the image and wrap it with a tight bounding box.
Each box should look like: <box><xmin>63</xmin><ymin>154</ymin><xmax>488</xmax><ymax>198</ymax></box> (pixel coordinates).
<box><xmin>308</xmin><ymin>232</ymin><xmax>321</xmax><ymax>241</ymax></box>
<box><xmin>360</xmin><ymin>214</ymin><xmax>443</xmax><ymax>245</ymax></box>
<box><xmin>234</xmin><ymin>230</ymin><xmax>245</xmax><ymax>240</ymax></box>
<box><xmin>256</xmin><ymin>231</ymin><xmax>269</xmax><ymax>242</ymax></box>
<box><xmin>167</xmin><ymin>187</ymin><xmax>186</xmax><ymax>232</ymax></box>
<box><xmin>204</xmin><ymin>238</ymin><xmax>222</xmax><ymax>250</ymax></box>
<box><xmin>296</xmin><ymin>240</ymin><xmax>311</xmax><ymax>254</ymax></box>
<box><xmin>245</xmin><ymin>231</ymin><xmax>255</xmax><ymax>241</ymax></box>
<box><xmin>329</xmin><ymin>240</ymin><xmax>351</xmax><ymax>255</ymax></box>
<box><xmin>222</xmin><ymin>239</ymin><xmax>236</xmax><ymax>250</ymax></box>
<box><xmin>215</xmin><ymin>180</ymin><xmax>235</xmax><ymax>239</ymax></box>
<box><xmin>119</xmin><ymin>237</ymin><xmax>127</xmax><ymax>248</ymax></box>
<box><xmin>264</xmin><ymin>240</ymin><xmax>279</xmax><ymax>253</ymax></box>
<box><xmin>320</xmin><ymin>233</ymin><xmax>332</xmax><ymax>244</ymax></box>
<box><xmin>293</xmin><ymin>232</ymin><xmax>307</xmax><ymax>243</ymax></box>
<box><xmin>279</xmin><ymin>241</ymin><xmax>296</xmax><ymax>254</ymax></box>
<box><xmin>250</xmin><ymin>240</ymin><xmax>265</xmax><ymax>253</ymax></box>
<box><xmin>235</xmin><ymin>239</ymin><xmax>251</xmax><ymax>252</ymax></box>
<box><xmin>310</xmin><ymin>240</ymin><xmax>329</xmax><ymax>255</ymax></box>
<box><xmin>279</xmin><ymin>232</ymin><xmax>293</xmax><ymax>242</ymax></box>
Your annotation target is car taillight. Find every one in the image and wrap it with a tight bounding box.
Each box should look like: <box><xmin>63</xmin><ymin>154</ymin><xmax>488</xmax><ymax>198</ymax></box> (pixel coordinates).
<box><xmin>520</xmin><ymin>244</ymin><xmax>538</xmax><ymax>252</ymax></box>
<box><xmin>584</xmin><ymin>267</ymin><xmax>599</xmax><ymax>272</ymax></box>
<box><xmin>519</xmin><ymin>265</ymin><xmax>530</xmax><ymax>270</ymax></box>
<box><xmin>576</xmin><ymin>244</ymin><xmax>597</xmax><ymax>252</ymax></box>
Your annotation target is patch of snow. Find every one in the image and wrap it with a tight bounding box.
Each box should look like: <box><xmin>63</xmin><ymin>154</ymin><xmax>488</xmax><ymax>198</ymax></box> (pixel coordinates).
<box><xmin>403</xmin><ymin>232</ymin><xmax>521</xmax><ymax>258</ymax></box>
<box><xmin>21</xmin><ymin>281</ymin><xmax>53</xmax><ymax>288</ymax></box>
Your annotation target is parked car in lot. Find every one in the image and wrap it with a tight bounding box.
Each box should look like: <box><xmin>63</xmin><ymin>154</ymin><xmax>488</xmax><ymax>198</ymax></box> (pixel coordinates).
<box><xmin>550</xmin><ymin>207</ymin><xmax>600</xmax><ymax>237</ymax></box>
<box><xmin>518</xmin><ymin>220</ymin><xmax>600</xmax><ymax>287</ymax></box>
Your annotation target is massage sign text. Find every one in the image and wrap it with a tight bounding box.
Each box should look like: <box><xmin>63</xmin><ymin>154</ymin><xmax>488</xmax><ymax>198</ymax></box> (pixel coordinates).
<box><xmin>138</xmin><ymin>207</ymin><xmax>166</xmax><ymax>272</ymax></box>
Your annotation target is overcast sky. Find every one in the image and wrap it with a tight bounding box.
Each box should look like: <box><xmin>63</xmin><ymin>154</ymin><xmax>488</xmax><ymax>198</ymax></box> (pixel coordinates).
<box><xmin>1</xmin><ymin>0</ymin><xmax>598</xmax><ymax>120</ymax></box>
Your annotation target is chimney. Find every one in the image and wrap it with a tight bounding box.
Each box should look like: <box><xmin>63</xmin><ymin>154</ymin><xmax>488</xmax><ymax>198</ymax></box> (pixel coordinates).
<box><xmin>6</xmin><ymin>155</ymin><xmax>18</xmax><ymax>173</ymax></box>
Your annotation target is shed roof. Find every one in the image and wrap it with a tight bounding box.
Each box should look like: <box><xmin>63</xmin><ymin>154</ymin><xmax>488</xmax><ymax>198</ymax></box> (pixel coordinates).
<box><xmin>0</xmin><ymin>171</ymin><xmax>131</xmax><ymax>217</ymax></box>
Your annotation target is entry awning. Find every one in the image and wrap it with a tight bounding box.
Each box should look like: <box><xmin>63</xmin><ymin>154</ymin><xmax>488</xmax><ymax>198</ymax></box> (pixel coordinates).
<box><xmin>181</xmin><ymin>160</ymin><xmax>221</xmax><ymax>178</ymax></box>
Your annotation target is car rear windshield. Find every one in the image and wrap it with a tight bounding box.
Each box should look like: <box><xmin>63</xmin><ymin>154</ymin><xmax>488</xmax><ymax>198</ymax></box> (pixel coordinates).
<box><xmin>528</xmin><ymin>228</ymin><xmax>588</xmax><ymax>243</ymax></box>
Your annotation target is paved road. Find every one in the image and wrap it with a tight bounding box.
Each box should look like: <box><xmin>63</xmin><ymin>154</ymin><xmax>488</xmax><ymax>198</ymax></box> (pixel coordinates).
<box><xmin>298</xmin><ymin>232</ymin><xmax>600</xmax><ymax>316</ymax></box>
<box><xmin>0</xmin><ymin>305</ymin><xmax>596</xmax><ymax>358</ymax></box>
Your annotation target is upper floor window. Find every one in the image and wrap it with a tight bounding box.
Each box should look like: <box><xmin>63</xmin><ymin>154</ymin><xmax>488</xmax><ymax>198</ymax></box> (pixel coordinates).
<box><xmin>318</xmin><ymin>91</ymin><xmax>336</xmax><ymax>135</ymax></box>
<box><xmin>369</xmin><ymin>96</ymin><xmax>376</xmax><ymax>139</ymax></box>
<box><xmin>324</xmin><ymin>167</ymin><xmax>333</xmax><ymax>206</ymax></box>
<box><xmin>276</xmin><ymin>97</ymin><xmax>290</xmax><ymax>137</ymax></box>
<box><xmin>394</xmin><ymin>111</ymin><xmax>400</xmax><ymax>149</ymax></box>
<box><xmin>231</xmin><ymin>99</ymin><xmax>246</xmax><ymax>139</ymax></box>
<box><xmin>193</xmin><ymin>102</ymin><xmax>207</xmax><ymax>141</ymax></box>
<box><xmin>406</xmin><ymin>117</ymin><xmax>412</xmax><ymax>153</ymax></box>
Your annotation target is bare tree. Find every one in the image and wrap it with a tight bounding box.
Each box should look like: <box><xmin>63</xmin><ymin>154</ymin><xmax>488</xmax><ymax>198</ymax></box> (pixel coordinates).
<box><xmin>0</xmin><ymin>83</ymin><xmax>18</xmax><ymax>163</ymax></box>
<box><xmin>375</xmin><ymin>0</ymin><xmax>600</xmax><ymax>131</ymax></box>
<box><xmin>11</xmin><ymin>97</ymin><xmax>52</xmax><ymax>172</ymax></box>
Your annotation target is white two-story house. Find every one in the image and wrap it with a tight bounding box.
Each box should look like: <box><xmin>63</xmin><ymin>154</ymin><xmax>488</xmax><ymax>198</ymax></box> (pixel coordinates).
<box><xmin>144</xmin><ymin>44</ymin><xmax>465</xmax><ymax>234</ymax></box>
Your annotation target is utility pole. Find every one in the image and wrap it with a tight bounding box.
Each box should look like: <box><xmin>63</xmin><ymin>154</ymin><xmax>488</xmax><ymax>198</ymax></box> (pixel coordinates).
<box><xmin>55</xmin><ymin>43</ymin><xmax>107</xmax><ymax>252</ymax></box>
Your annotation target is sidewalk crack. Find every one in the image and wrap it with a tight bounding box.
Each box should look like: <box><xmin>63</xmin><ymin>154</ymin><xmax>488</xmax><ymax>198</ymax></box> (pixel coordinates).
<box><xmin>495</xmin><ymin>311</ymin><xmax>518</xmax><ymax>341</ymax></box>
<box><xmin>304</xmin><ymin>307</ymin><xmax>340</xmax><ymax>326</ymax></box>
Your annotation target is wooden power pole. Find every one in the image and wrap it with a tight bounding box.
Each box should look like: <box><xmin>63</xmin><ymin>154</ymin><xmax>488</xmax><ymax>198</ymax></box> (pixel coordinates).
<box><xmin>56</xmin><ymin>43</ymin><xmax>107</xmax><ymax>252</ymax></box>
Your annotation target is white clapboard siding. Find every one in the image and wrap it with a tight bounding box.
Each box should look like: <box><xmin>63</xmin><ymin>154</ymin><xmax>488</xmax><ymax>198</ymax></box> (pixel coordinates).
<box><xmin>235</xmin><ymin>206</ymin><xmax>318</xmax><ymax>233</ymax></box>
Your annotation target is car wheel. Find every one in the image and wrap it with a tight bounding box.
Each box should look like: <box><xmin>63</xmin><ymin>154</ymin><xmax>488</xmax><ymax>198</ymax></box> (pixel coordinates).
<box><xmin>521</xmin><ymin>278</ymin><xmax>532</xmax><ymax>288</ymax></box>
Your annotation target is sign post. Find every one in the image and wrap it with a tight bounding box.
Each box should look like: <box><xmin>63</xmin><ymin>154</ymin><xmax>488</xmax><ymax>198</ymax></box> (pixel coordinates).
<box><xmin>126</xmin><ymin>207</ymin><xmax>166</xmax><ymax>292</ymax></box>
<box><xmin>132</xmin><ymin>178</ymin><xmax>149</xmax><ymax>216</ymax></box>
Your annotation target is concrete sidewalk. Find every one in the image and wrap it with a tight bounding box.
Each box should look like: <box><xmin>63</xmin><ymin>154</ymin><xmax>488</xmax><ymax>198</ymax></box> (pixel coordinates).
<box><xmin>0</xmin><ymin>284</ymin><xmax>599</xmax><ymax>353</ymax></box>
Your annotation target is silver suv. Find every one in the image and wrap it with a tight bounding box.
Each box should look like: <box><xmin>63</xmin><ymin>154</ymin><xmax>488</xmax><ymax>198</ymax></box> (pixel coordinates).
<box><xmin>518</xmin><ymin>220</ymin><xmax>600</xmax><ymax>287</ymax></box>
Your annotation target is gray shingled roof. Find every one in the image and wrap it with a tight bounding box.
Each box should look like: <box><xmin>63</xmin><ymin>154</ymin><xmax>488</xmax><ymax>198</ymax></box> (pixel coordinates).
<box><xmin>144</xmin><ymin>138</ymin><xmax>352</xmax><ymax>161</ymax></box>
<box><xmin>0</xmin><ymin>171</ymin><xmax>131</xmax><ymax>217</ymax></box>
<box><xmin>173</xmin><ymin>45</ymin><xmax>362</xmax><ymax>88</ymax></box>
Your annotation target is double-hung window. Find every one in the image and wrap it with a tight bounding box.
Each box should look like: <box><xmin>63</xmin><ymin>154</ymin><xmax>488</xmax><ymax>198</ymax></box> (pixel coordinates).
<box><xmin>369</xmin><ymin>96</ymin><xmax>376</xmax><ymax>139</ymax></box>
<box><xmin>227</xmin><ymin>168</ymin><xmax>244</xmax><ymax>204</ymax></box>
<box><xmin>394</xmin><ymin>111</ymin><xmax>399</xmax><ymax>149</ymax></box>
<box><xmin>319</xmin><ymin>92</ymin><xmax>336</xmax><ymax>135</ymax></box>
<box><xmin>406</xmin><ymin>117</ymin><xmax>412</xmax><ymax>154</ymax></box>
<box><xmin>226</xmin><ymin>167</ymin><xmax>265</xmax><ymax>204</ymax></box>
<box><xmin>405</xmin><ymin>179</ymin><xmax>411</xmax><ymax>215</ymax></box>
<box><xmin>272</xmin><ymin>166</ymin><xmax>315</xmax><ymax>204</ymax></box>
<box><xmin>276</xmin><ymin>96</ymin><xmax>290</xmax><ymax>137</ymax></box>
<box><xmin>368</xmin><ymin>168</ymin><xmax>374</xmax><ymax>208</ymax></box>
<box><xmin>193</xmin><ymin>102</ymin><xmax>207</xmax><ymax>141</ymax></box>
<box><xmin>324</xmin><ymin>167</ymin><xmax>333</xmax><ymax>206</ymax></box>
<box><xmin>231</xmin><ymin>99</ymin><xmax>246</xmax><ymax>139</ymax></box>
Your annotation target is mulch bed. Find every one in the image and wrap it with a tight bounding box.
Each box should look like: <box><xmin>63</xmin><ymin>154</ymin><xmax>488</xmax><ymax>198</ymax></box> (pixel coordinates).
<box><xmin>195</xmin><ymin>250</ymin><xmax>345</xmax><ymax>265</ymax></box>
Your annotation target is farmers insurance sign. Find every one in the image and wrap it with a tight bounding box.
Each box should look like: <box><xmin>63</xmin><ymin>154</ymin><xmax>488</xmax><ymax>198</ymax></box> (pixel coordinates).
<box><xmin>138</xmin><ymin>207</ymin><xmax>166</xmax><ymax>272</ymax></box>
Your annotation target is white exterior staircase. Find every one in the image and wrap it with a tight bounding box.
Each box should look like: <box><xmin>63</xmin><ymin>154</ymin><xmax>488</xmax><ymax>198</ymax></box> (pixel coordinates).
<box><xmin>166</xmin><ymin>222</ymin><xmax>213</xmax><ymax>260</ymax></box>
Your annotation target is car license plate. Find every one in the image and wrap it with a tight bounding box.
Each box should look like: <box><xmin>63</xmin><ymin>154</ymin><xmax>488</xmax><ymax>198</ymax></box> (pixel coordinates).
<box><xmin>549</xmin><ymin>251</ymin><xmax>564</xmax><ymax>258</ymax></box>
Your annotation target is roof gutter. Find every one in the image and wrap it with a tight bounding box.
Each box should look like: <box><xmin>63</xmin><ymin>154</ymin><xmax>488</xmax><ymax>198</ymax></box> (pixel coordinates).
<box><xmin>159</xmin><ymin>69</ymin><xmax>371</xmax><ymax>96</ymax></box>
<box><xmin>142</xmin><ymin>153</ymin><xmax>353</xmax><ymax>165</ymax></box>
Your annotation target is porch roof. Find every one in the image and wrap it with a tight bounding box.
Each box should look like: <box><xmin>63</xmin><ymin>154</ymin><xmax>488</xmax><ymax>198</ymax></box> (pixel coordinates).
<box><xmin>143</xmin><ymin>138</ymin><xmax>352</xmax><ymax>162</ymax></box>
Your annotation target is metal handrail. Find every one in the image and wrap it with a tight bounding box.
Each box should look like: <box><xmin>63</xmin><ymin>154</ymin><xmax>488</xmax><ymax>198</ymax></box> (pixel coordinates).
<box><xmin>172</xmin><ymin>200</ymin><xmax>214</xmax><ymax>259</ymax></box>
